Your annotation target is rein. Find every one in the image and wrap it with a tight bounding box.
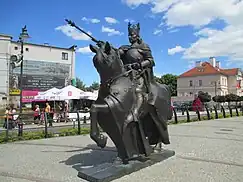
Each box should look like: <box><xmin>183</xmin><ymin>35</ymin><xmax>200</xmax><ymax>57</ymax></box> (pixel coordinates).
<box><xmin>98</xmin><ymin>49</ymin><xmax>144</xmax><ymax>87</ymax></box>
<box><xmin>102</xmin><ymin>69</ymin><xmax>133</xmax><ymax>87</ymax></box>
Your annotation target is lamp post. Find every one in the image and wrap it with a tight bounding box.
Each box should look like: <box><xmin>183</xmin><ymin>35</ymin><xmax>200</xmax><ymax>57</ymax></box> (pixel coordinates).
<box><xmin>18</xmin><ymin>26</ymin><xmax>30</xmax><ymax>117</ymax></box>
<box><xmin>211</xmin><ymin>80</ymin><xmax>222</xmax><ymax>109</ymax></box>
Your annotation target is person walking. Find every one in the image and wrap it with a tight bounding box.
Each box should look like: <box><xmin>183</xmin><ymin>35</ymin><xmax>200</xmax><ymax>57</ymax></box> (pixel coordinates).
<box><xmin>45</xmin><ymin>102</ymin><xmax>52</xmax><ymax>127</ymax></box>
<box><xmin>34</xmin><ymin>105</ymin><xmax>41</xmax><ymax>125</ymax></box>
<box><xmin>3</xmin><ymin>107</ymin><xmax>12</xmax><ymax>129</ymax></box>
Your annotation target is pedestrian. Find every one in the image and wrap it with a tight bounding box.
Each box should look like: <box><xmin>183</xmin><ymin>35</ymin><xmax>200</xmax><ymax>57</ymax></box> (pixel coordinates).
<box><xmin>40</xmin><ymin>108</ymin><xmax>45</xmax><ymax>125</ymax></box>
<box><xmin>3</xmin><ymin>106</ymin><xmax>13</xmax><ymax>129</ymax></box>
<box><xmin>45</xmin><ymin>102</ymin><xmax>52</xmax><ymax>127</ymax></box>
<box><xmin>33</xmin><ymin>105</ymin><xmax>41</xmax><ymax>125</ymax></box>
<box><xmin>11</xmin><ymin>106</ymin><xmax>17</xmax><ymax>128</ymax></box>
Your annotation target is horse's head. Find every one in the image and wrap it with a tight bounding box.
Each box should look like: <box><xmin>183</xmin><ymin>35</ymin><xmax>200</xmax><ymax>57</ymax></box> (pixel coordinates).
<box><xmin>89</xmin><ymin>41</ymin><xmax>125</xmax><ymax>83</ymax></box>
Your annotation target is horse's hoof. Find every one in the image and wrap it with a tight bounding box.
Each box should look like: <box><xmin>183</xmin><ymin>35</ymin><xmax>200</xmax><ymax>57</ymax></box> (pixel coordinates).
<box><xmin>98</xmin><ymin>135</ymin><xmax>107</xmax><ymax>148</ymax></box>
<box><xmin>113</xmin><ymin>157</ymin><xmax>123</xmax><ymax>165</ymax></box>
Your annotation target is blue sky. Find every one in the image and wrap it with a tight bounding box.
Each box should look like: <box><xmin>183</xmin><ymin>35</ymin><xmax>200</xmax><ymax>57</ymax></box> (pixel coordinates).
<box><xmin>1</xmin><ymin>0</ymin><xmax>243</xmax><ymax>86</ymax></box>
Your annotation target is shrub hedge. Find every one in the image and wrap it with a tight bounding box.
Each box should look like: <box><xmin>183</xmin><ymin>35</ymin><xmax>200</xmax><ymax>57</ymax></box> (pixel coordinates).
<box><xmin>0</xmin><ymin>127</ymin><xmax>90</xmax><ymax>144</ymax></box>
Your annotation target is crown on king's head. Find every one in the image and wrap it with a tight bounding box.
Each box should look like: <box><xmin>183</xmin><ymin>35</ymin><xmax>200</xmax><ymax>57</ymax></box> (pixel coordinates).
<box><xmin>128</xmin><ymin>22</ymin><xmax>140</xmax><ymax>36</ymax></box>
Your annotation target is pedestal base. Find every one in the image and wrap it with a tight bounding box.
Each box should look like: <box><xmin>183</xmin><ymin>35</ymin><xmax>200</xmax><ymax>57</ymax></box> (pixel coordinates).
<box><xmin>78</xmin><ymin>149</ymin><xmax>175</xmax><ymax>182</ymax></box>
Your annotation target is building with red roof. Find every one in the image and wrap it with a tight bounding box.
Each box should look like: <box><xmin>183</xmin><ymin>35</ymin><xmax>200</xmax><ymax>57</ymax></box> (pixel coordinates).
<box><xmin>177</xmin><ymin>57</ymin><xmax>243</xmax><ymax>98</ymax></box>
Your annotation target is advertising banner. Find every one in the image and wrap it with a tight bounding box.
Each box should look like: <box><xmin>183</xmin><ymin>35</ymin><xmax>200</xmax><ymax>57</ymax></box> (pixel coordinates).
<box><xmin>9</xmin><ymin>60</ymin><xmax>71</xmax><ymax>100</ymax></box>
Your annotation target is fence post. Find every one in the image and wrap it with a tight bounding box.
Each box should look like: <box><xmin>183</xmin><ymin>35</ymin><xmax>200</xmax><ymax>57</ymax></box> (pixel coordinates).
<box><xmin>213</xmin><ymin>105</ymin><xmax>218</xmax><ymax>119</ymax></box>
<box><xmin>5</xmin><ymin>114</ymin><xmax>9</xmax><ymax>141</ymax></box>
<box><xmin>229</xmin><ymin>106</ymin><xmax>233</xmax><ymax>117</ymax></box>
<box><xmin>172</xmin><ymin>107</ymin><xmax>178</xmax><ymax>124</ymax></box>
<box><xmin>44</xmin><ymin>112</ymin><xmax>48</xmax><ymax>138</ymax></box>
<box><xmin>83</xmin><ymin>115</ymin><xmax>87</xmax><ymax>124</ymax></box>
<box><xmin>77</xmin><ymin>111</ymin><xmax>81</xmax><ymax>135</ymax></box>
<box><xmin>72</xmin><ymin>117</ymin><xmax>75</xmax><ymax>129</ymax></box>
<box><xmin>205</xmin><ymin>106</ymin><xmax>211</xmax><ymax>120</ymax></box>
<box><xmin>196</xmin><ymin>107</ymin><xmax>201</xmax><ymax>121</ymax></box>
<box><xmin>221</xmin><ymin>106</ymin><xmax>226</xmax><ymax>118</ymax></box>
<box><xmin>235</xmin><ymin>106</ymin><xmax>239</xmax><ymax>116</ymax></box>
<box><xmin>186</xmin><ymin>106</ymin><xmax>190</xmax><ymax>122</ymax></box>
<box><xmin>18</xmin><ymin>122</ymin><xmax>23</xmax><ymax>137</ymax></box>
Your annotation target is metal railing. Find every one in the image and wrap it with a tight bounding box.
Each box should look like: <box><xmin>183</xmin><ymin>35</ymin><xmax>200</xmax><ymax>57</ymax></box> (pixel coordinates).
<box><xmin>0</xmin><ymin>111</ymin><xmax>90</xmax><ymax>142</ymax></box>
<box><xmin>0</xmin><ymin>105</ymin><xmax>242</xmax><ymax>143</ymax></box>
<box><xmin>170</xmin><ymin>105</ymin><xmax>243</xmax><ymax>124</ymax></box>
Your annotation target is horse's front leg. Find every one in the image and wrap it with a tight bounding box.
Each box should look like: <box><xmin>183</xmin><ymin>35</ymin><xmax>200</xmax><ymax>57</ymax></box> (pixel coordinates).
<box><xmin>90</xmin><ymin>103</ymin><xmax>109</xmax><ymax>148</ymax></box>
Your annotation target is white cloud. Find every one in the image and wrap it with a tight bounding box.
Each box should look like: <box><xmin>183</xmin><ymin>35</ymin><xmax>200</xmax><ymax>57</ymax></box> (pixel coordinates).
<box><xmin>123</xmin><ymin>0</ymin><xmax>243</xmax><ymax>62</ymax></box>
<box><xmin>194</xmin><ymin>28</ymin><xmax>219</xmax><ymax>37</ymax></box>
<box><xmin>168</xmin><ymin>29</ymin><xmax>179</xmax><ymax>33</ymax></box>
<box><xmin>183</xmin><ymin>25</ymin><xmax>243</xmax><ymax>60</ymax></box>
<box><xmin>77</xmin><ymin>46</ymin><xmax>94</xmax><ymax>55</ymax></box>
<box><xmin>124</xmin><ymin>18</ymin><xmax>135</xmax><ymax>23</ymax></box>
<box><xmin>154</xmin><ymin>72</ymin><xmax>163</xmax><ymax>77</ymax></box>
<box><xmin>187</xmin><ymin>60</ymin><xmax>195</xmax><ymax>69</ymax></box>
<box><xmin>105</xmin><ymin>17</ymin><xmax>119</xmax><ymax>24</ymax></box>
<box><xmin>153</xmin><ymin>29</ymin><xmax>162</xmax><ymax>35</ymax></box>
<box><xmin>82</xmin><ymin>17</ymin><xmax>100</xmax><ymax>24</ymax></box>
<box><xmin>168</xmin><ymin>45</ymin><xmax>185</xmax><ymax>55</ymax></box>
<box><xmin>101</xmin><ymin>26</ymin><xmax>124</xmax><ymax>36</ymax></box>
<box><xmin>121</xmin><ymin>0</ymin><xmax>152</xmax><ymax>8</ymax></box>
<box><xmin>55</xmin><ymin>25</ymin><xmax>91</xmax><ymax>41</ymax></box>
<box><xmin>90</xmin><ymin>19</ymin><xmax>100</xmax><ymax>24</ymax></box>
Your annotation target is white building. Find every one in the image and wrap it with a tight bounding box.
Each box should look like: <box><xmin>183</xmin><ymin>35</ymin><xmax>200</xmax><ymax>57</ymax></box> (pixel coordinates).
<box><xmin>177</xmin><ymin>57</ymin><xmax>243</xmax><ymax>100</ymax></box>
<box><xmin>0</xmin><ymin>33</ymin><xmax>76</xmax><ymax>107</ymax></box>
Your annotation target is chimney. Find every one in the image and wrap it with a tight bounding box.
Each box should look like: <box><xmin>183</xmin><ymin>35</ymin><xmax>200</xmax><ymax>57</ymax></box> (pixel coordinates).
<box><xmin>195</xmin><ymin>61</ymin><xmax>202</xmax><ymax>67</ymax></box>
<box><xmin>209</xmin><ymin>57</ymin><xmax>216</xmax><ymax>67</ymax></box>
<box><xmin>216</xmin><ymin>61</ymin><xmax>220</xmax><ymax>68</ymax></box>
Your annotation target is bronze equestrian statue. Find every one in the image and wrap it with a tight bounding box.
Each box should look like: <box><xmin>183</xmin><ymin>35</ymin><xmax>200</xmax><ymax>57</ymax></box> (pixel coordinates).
<box><xmin>66</xmin><ymin>19</ymin><xmax>173</xmax><ymax>164</ymax></box>
<box><xmin>118</xmin><ymin>22</ymin><xmax>155</xmax><ymax>123</ymax></box>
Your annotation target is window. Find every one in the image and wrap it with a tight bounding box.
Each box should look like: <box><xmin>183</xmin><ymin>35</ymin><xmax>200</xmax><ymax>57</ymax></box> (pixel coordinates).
<box><xmin>199</xmin><ymin>80</ymin><xmax>202</xmax><ymax>86</ymax></box>
<box><xmin>189</xmin><ymin>80</ymin><xmax>193</xmax><ymax>87</ymax></box>
<box><xmin>14</xmin><ymin>46</ymin><xmax>18</xmax><ymax>50</ymax></box>
<box><xmin>25</xmin><ymin>48</ymin><xmax>29</xmax><ymax>51</ymax></box>
<box><xmin>62</xmin><ymin>52</ymin><xmax>68</xmax><ymax>60</ymax></box>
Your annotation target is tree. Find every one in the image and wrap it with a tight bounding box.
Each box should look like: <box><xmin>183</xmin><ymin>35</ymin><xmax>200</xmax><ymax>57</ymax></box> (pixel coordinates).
<box><xmin>212</xmin><ymin>95</ymin><xmax>225</xmax><ymax>103</ymax></box>
<box><xmin>198</xmin><ymin>91</ymin><xmax>211</xmax><ymax>103</ymax></box>
<box><xmin>212</xmin><ymin>95</ymin><xmax>219</xmax><ymax>102</ymax></box>
<box><xmin>87</xmin><ymin>81</ymin><xmax>100</xmax><ymax>91</ymax></box>
<box><xmin>154</xmin><ymin>74</ymin><xmax>178</xmax><ymax>96</ymax></box>
<box><xmin>76</xmin><ymin>77</ymin><xmax>86</xmax><ymax>91</ymax></box>
<box><xmin>225</xmin><ymin>93</ymin><xmax>238</xmax><ymax>103</ymax></box>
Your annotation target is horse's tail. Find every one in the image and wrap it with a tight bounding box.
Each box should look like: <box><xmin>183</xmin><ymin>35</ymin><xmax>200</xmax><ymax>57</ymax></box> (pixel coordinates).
<box><xmin>164</xmin><ymin>84</ymin><xmax>173</xmax><ymax>120</ymax></box>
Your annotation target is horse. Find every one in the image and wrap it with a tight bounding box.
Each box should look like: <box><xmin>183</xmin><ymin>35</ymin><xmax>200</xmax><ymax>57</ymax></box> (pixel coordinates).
<box><xmin>89</xmin><ymin>41</ymin><xmax>172</xmax><ymax>164</ymax></box>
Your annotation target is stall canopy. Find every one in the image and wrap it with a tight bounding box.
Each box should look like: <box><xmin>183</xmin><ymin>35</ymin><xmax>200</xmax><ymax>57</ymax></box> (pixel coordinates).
<box><xmin>38</xmin><ymin>87</ymin><xmax>60</xmax><ymax>95</ymax></box>
<box><xmin>34</xmin><ymin>87</ymin><xmax>60</xmax><ymax>100</ymax></box>
<box><xmin>56</xmin><ymin>85</ymin><xmax>85</xmax><ymax>100</ymax></box>
<box><xmin>33</xmin><ymin>86</ymin><xmax>98</xmax><ymax>101</ymax></box>
<box><xmin>81</xmin><ymin>90</ymin><xmax>98</xmax><ymax>101</ymax></box>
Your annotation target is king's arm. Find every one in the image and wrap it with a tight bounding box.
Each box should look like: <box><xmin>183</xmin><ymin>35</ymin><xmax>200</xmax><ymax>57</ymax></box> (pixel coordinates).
<box><xmin>118</xmin><ymin>45</ymin><xmax>130</xmax><ymax>56</ymax></box>
<box><xmin>138</xmin><ymin>43</ymin><xmax>155</xmax><ymax>68</ymax></box>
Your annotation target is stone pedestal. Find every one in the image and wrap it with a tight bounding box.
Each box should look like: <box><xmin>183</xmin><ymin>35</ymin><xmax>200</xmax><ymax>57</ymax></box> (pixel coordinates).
<box><xmin>78</xmin><ymin>149</ymin><xmax>175</xmax><ymax>182</ymax></box>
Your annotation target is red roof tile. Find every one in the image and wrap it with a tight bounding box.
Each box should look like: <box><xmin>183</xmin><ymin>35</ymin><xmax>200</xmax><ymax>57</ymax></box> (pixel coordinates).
<box><xmin>179</xmin><ymin>62</ymin><xmax>238</xmax><ymax>78</ymax></box>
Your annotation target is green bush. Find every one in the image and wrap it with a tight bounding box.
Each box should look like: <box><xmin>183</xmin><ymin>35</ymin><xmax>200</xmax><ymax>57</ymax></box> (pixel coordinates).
<box><xmin>0</xmin><ymin>127</ymin><xmax>90</xmax><ymax>144</ymax></box>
